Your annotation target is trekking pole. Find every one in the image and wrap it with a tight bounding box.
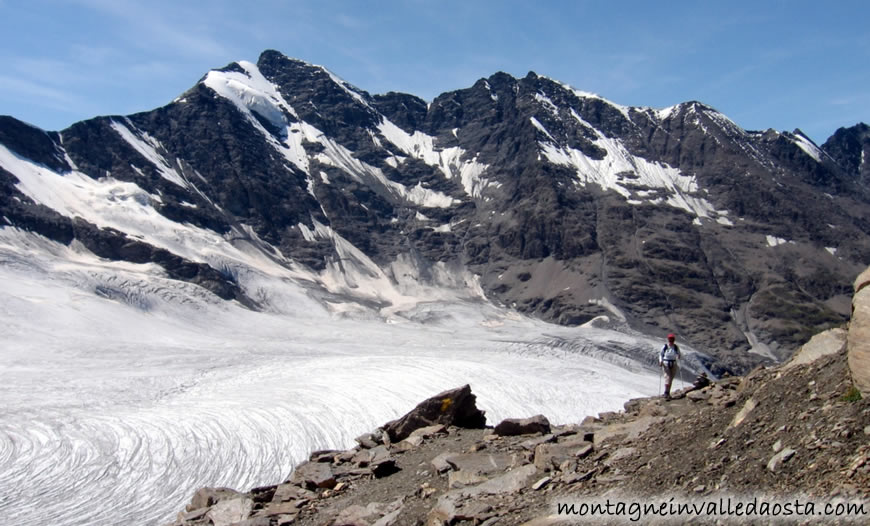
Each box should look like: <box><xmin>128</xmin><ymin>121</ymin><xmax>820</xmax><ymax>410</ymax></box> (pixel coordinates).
<box><xmin>658</xmin><ymin>362</ymin><xmax>662</xmax><ymax>397</ymax></box>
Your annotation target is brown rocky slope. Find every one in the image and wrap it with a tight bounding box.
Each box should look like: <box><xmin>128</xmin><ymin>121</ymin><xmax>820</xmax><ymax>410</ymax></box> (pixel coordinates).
<box><xmin>164</xmin><ymin>275</ymin><xmax>870</xmax><ymax>526</ymax></box>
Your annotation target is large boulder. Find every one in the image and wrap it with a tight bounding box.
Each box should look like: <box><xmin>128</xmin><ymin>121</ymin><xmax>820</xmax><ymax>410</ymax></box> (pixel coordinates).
<box><xmin>785</xmin><ymin>327</ymin><xmax>847</xmax><ymax>370</ymax></box>
<box><xmin>382</xmin><ymin>385</ymin><xmax>487</xmax><ymax>442</ymax></box>
<box><xmin>493</xmin><ymin>415</ymin><xmax>551</xmax><ymax>436</ymax></box>
<box><xmin>848</xmin><ymin>267</ymin><xmax>870</xmax><ymax>396</ymax></box>
<box><xmin>288</xmin><ymin>462</ymin><xmax>337</xmax><ymax>489</ymax></box>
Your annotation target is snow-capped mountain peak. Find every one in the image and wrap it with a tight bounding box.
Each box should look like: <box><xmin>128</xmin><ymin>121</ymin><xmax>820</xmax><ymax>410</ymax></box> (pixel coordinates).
<box><xmin>2</xmin><ymin>49</ymin><xmax>868</xmax><ymax>374</ymax></box>
<box><xmin>2</xmin><ymin>49</ymin><xmax>870</xmax><ymax>526</ymax></box>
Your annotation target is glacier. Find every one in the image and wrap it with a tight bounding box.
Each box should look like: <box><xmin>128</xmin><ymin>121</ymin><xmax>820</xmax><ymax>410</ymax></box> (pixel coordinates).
<box><xmin>0</xmin><ymin>227</ymin><xmax>671</xmax><ymax>526</ymax></box>
<box><xmin>0</xmin><ymin>56</ymin><xmax>727</xmax><ymax>525</ymax></box>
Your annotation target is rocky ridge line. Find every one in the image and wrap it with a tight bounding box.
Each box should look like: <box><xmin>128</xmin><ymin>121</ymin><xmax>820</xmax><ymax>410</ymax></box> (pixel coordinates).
<box><xmin>3</xmin><ymin>50</ymin><xmax>870</xmax><ymax>374</ymax></box>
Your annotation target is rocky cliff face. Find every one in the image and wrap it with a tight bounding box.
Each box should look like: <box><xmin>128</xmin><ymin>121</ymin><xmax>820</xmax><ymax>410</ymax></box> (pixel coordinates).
<box><xmin>848</xmin><ymin>267</ymin><xmax>870</xmax><ymax>396</ymax></box>
<box><xmin>823</xmin><ymin>123</ymin><xmax>870</xmax><ymax>190</ymax></box>
<box><xmin>2</xmin><ymin>50</ymin><xmax>869</xmax><ymax>374</ymax></box>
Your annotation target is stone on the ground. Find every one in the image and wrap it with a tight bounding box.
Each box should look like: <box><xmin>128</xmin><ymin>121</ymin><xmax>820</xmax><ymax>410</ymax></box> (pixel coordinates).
<box><xmin>448</xmin><ymin>470</ymin><xmax>488</xmax><ymax>488</ymax></box>
<box><xmin>767</xmin><ymin>448</ymin><xmax>796</xmax><ymax>472</ymax></box>
<box><xmin>355</xmin><ymin>432</ymin><xmax>380</xmax><ymax>449</ymax></box>
<box><xmin>248</xmin><ymin>484</ymin><xmax>277</xmax><ymax>504</ymax></box>
<box><xmin>309</xmin><ymin>449</ymin><xmax>340</xmax><ymax>462</ymax></box>
<box><xmin>409</xmin><ymin>424</ymin><xmax>448</xmax><ymax>439</ymax></box>
<box><xmin>271</xmin><ymin>483</ymin><xmax>315</xmax><ymax>504</ymax></box>
<box><xmin>289</xmin><ymin>462</ymin><xmax>337</xmax><ymax>489</ymax></box>
<box><xmin>532</xmin><ymin>476</ymin><xmax>551</xmax><ymax>490</ymax></box>
<box><xmin>206</xmin><ymin>497</ymin><xmax>254</xmax><ymax>526</ymax></box>
<box><xmin>534</xmin><ymin>440</ymin><xmax>594</xmax><ymax>471</ymax></box>
<box><xmin>786</xmin><ymin>328</ymin><xmax>847</xmax><ymax>370</ymax></box>
<box><xmin>453</xmin><ymin>501</ymin><xmax>494</xmax><ymax>522</ymax></box>
<box><xmin>494</xmin><ymin>414</ymin><xmax>551</xmax><ymax>436</ymax></box>
<box><xmin>560</xmin><ymin>468</ymin><xmax>596</xmax><ymax>484</ymax></box>
<box><xmin>622</xmin><ymin>398</ymin><xmax>647</xmax><ymax>413</ymax></box>
<box><xmin>427</xmin><ymin>494</ymin><xmax>459</xmax><ymax>526</ymax></box>
<box><xmin>177</xmin><ymin>507</ymin><xmax>208</xmax><ymax>523</ymax></box>
<box><xmin>445</xmin><ymin>452</ymin><xmax>516</xmax><ymax>475</ymax></box>
<box><xmin>687</xmin><ymin>389</ymin><xmax>710</xmax><ymax>401</ymax></box>
<box><xmin>692</xmin><ymin>373</ymin><xmax>711</xmax><ymax>389</ymax></box>
<box><xmin>256</xmin><ymin>501</ymin><xmax>301</xmax><ymax>518</ymax></box>
<box><xmin>348</xmin><ymin>444</ymin><xmax>399</xmax><ymax>478</ymax></box>
<box><xmin>333</xmin><ymin>498</ymin><xmax>403</xmax><ymax>526</ymax></box>
<box><xmin>431</xmin><ymin>451</ymin><xmax>454</xmax><ymax>473</ymax></box>
<box><xmin>521</xmin><ymin>434</ymin><xmax>556</xmax><ymax>451</ymax></box>
<box><xmin>393</xmin><ymin>434</ymin><xmax>425</xmax><ymax>452</ymax></box>
<box><xmin>729</xmin><ymin>398</ymin><xmax>757</xmax><ymax>428</ymax></box>
<box><xmin>460</xmin><ymin>464</ymin><xmax>539</xmax><ymax>497</ymax></box>
<box><xmin>383</xmin><ymin>385</ymin><xmax>486</xmax><ymax>442</ymax></box>
<box><xmin>188</xmin><ymin>487</ymin><xmax>242</xmax><ymax>511</ymax></box>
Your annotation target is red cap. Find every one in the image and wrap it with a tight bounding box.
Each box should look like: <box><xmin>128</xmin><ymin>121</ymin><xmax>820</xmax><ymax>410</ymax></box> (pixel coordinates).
<box><xmin>667</xmin><ymin>333</ymin><xmax>676</xmax><ymax>340</ymax></box>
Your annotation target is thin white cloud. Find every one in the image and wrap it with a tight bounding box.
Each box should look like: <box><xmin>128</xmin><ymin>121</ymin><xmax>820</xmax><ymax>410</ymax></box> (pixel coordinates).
<box><xmin>68</xmin><ymin>44</ymin><xmax>122</xmax><ymax>67</ymax></box>
<box><xmin>5</xmin><ymin>56</ymin><xmax>104</xmax><ymax>89</ymax></box>
<box><xmin>69</xmin><ymin>0</ymin><xmax>230</xmax><ymax>60</ymax></box>
<box><xmin>829</xmin><ymin>94</ymin><xmax>869</xmax><ymax>107</ymax></box>
<box><xmin>126</xmin><ymin>60</ymin><xmax>176</xmax><ymax>79</ymax></box>
<box><xmin>0</xmin><ymin>75</ymin><xmax>98</xmax><ymax>124</ymax></box>
<box><xmin>335</xmin><ymin>13</ymin><xmax>366</xmax><ymax>30</ymax></box>
<box><xmin>0</xmin><ymin>75</ymin><xmax>77</xmax><ymax>104</ymax></box>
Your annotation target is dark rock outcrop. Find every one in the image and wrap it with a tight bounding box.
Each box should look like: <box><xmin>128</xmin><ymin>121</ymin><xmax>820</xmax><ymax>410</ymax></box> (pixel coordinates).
<box><xmin>822</xmin><ymin>123</ymin><xmax>870</xmax><ymax>188</ymax></box>
<box><xmin>493</xmin><ymin>415</ymin><xmax>551</xmax><ymax>437</ymax></box>
<box><xmin>382</xmin><ymin>384</ymin><xmax>487</xmax><ymax>442</ymax></box>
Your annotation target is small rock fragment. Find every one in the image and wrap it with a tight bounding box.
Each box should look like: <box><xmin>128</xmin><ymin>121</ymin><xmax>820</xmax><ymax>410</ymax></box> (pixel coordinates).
<box><xmin>767</xmin><ymin>448</ymin><xmax>796</xmax><ymax>472</ymax></box>
<box><xmin>532</xmin><ymin>477</ymin><xmax>551</xmax><ymax>490</ymax></box>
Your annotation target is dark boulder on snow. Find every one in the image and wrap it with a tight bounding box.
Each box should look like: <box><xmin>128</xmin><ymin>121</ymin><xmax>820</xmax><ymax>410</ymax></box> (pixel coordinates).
<box><xmin>382</xmin><ymin>384</ymin><xmax>486</xmax><ymax>442</ymax></box>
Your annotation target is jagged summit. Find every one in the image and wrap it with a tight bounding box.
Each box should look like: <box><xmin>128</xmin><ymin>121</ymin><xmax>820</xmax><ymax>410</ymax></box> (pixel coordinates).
<box><xmin>823</xmin><ymin>122</ymin><xmax>870</xmax><ymax>185</ymax></box>
<box><xmin>1</xmin><ymin>49</ymin><xmax>870</xmax><ymax>374</ymax></box>
<box><xmin>4</xmin><ymin>48</ymin><xmax>870</xmax><ymax>526</ymax></box>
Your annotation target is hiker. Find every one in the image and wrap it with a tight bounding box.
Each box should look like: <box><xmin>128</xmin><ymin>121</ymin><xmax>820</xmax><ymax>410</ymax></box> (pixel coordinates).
<box><xmin>659</xmin><ymin>333</ymin><xmax>681</xmax><ymax>399</ymax></box>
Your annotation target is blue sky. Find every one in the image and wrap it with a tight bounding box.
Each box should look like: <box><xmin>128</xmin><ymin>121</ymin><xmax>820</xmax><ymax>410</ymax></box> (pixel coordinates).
<box><xmin>1</xmin><ymin>0</ymin><xmax>867</xmax><ymax>144</ymax></box>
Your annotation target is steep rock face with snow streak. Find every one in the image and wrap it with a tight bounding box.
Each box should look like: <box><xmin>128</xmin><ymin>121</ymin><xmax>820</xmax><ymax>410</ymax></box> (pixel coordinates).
<box><xmin>2</xmin><ymin>50</ymin><xmax>869</xmax><ymax>374</ymax></box>
<box><xmin>823</xmin><ymin>123</ymin><xmax>870</xmax><ymax>190</ymax></box>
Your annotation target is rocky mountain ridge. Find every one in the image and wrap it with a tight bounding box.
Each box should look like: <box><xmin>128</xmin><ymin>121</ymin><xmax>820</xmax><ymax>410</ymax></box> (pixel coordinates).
<box><xmin>2</xmin><ymin>49</ymin><xmax>870</xmax><ymax>373</ymax></box>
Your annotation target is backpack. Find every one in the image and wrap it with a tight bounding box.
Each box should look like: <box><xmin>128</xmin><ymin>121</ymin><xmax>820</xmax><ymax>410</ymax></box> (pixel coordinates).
<box><xmin>661</xmin><ymin>343</ymin><xmax>680</xmax><ymax>362</ymax></box>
